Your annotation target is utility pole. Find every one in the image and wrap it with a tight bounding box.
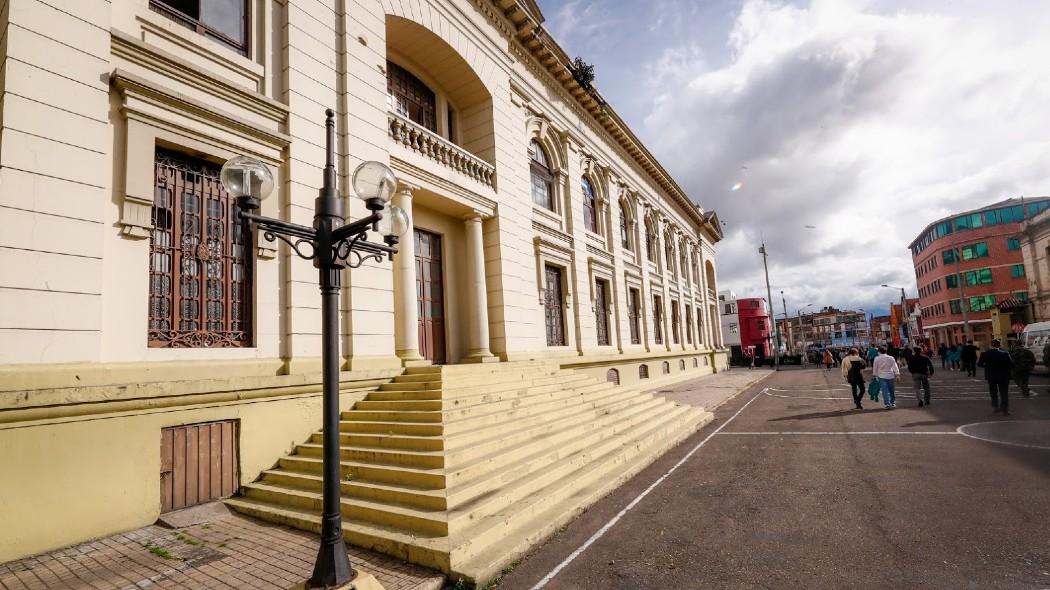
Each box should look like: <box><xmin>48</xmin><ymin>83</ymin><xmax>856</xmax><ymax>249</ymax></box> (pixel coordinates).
<box><xmin>780</xmin><ymin>290</ymin><xmax>789</xmax><ymax>354</ymax></box>
<box><xmin>759</xmin><ymin>243</ymin><xmax>780</xmax><ymax>370</ymax></box>
<box><xmin>952</xmin><ymin>245</ymin><xmax>974</xmax><ymax>342</ymax></box>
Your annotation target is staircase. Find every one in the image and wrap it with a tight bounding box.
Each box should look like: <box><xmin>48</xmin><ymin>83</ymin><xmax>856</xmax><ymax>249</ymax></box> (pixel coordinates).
<box><xmin>226</xmin><ymin>361</ymin><xmax>712</xmax><ymax>583</ymax></box>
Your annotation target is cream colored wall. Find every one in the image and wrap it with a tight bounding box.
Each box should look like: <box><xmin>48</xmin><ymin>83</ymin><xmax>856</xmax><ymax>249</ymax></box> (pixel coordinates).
<box><xmin>0</xmin><ymin>384</ymin><xmax>373</xmax><ymax>562</ymax></box>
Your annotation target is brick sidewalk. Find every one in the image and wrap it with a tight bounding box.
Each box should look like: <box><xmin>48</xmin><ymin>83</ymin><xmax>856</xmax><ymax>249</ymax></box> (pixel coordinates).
<box><xmin>0</xmin><ymin>509</ymin><xmax>443</xmax><ymax>590</ymax></box>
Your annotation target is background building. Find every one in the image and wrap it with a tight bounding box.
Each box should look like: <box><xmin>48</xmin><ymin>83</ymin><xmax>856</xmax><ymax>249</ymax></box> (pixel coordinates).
<box><xmin>870</xmin><ymin>315</ymin><xmax>892</xmax><ymax>345</ymax></box>
<box><xmin>910</xmin><ymin>198</ymin><xmax>1049</xmax><ymax>347</ymax></box>
<box><xmin>1019</xmin><ymin>208</ymin><xmax>1050</xmax><ymax>321</ymax></box>
<box><xmin>0</xmin><ymin>0</ymin><xmax>726</xmax><ymax>576</ymax></box>
<box><xmin>777</xmin><ymin>306</ymin><xmax>868</xmax><ymax>351</ymax></box>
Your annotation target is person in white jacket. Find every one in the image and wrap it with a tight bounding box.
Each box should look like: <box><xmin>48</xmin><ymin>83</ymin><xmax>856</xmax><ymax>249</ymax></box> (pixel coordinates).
<box><xmin>871</xmin><ymin>345</ymin><xmax>901</xmax><ymax>409</ymax></box>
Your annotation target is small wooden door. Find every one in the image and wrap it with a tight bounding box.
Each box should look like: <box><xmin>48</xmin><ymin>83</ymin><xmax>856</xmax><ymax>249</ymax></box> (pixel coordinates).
<box><xmin>415</xmin><ymin>229</ymin><xmax>446</xmax><ymax>364</ymax></box>
<box><xmin>160</xmin><ymin>420</ymin><xmax>238</xmax><ymax>513</ymax></box>
<box><xmin>595</xmin><ymin>279</ymin><xmax>610</xmax><ymax>346</ymax></box>
<box><xmin>544</xmin><ymin>265</ymin><xmax>566</xmax><ymax>346</ymax></box>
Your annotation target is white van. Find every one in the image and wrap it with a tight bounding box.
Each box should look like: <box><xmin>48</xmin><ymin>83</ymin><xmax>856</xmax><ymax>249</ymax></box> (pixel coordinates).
<box><xmin>1020</xmin><ymin>321</ymin><xmax>1050</xmax><ymax>360</ymax></box>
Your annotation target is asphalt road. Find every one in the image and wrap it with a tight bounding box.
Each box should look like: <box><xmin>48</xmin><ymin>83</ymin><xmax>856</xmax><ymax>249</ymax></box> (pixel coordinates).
<box><xmin>496</xmin><ymin>366</ymin><xmax>1050</xmax><ymax>590</ymax></box>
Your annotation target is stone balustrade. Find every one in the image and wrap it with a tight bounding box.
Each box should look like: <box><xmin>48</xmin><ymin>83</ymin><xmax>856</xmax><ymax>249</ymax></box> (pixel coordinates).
<box><xmin>387</xmin><ymin>112</ymin><xmax>496</xmax><ymax>189</ymax></box>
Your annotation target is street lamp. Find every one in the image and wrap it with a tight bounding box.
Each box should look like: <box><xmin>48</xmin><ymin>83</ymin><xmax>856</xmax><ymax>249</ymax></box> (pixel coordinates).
<box><xmin>881</xmin><ymin>284</ymin><xmax>908</xmax><ymax>346</ymax></box>
<box><xmin>221</xmin><ymin>109</ymin><xmax>408</xmax><ymax>589</ymax></box>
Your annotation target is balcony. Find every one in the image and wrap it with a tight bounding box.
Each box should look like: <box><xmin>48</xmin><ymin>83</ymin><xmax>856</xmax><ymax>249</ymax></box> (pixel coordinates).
<box><xmin>707</xmin><ymin>288</ymin><xmax>717</xmax><ymax>301</ymax></box>
<box><xmin>387</xmin><ymin>112</ymin><xmax>496</xmax><ymax>190</ymax></box>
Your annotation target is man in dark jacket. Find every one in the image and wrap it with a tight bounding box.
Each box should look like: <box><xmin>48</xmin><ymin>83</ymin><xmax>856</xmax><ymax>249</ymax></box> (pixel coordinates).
<box><xmin>938</xmin><ymin>343</ymin><xmax>949</xmax><ymax>369</ymax></box>
<box><xmin>906</xmin><ymin>347</ymin><xmax>935</xmax><ymax>406</ymax></box>
<box><xmin>977</xmin><ymin>339</ymin><xmax>1014</xmax><ymax>415</ymax></box>
<box><xmin>1010</xmin><ymin>343</ymin><xmax>1037</xmax><ymax>398</ymax></box>
<box><xmin>961</xmin><ymin>340</ymin><xmax>979</xmax><ymax>377</ymax></box>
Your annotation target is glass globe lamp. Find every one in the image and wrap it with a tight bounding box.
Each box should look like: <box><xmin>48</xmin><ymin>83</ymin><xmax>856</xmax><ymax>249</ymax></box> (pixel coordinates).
<box><xmin>377</xmin><ymin>204</ymin><xmax>409</xmax><ymax>238</ymax></box>
<box><xmin>221</xmin><ymin>156</ymin><xmax>274</xmax><ymax>211</ymax></box>
<box><xmin>352</xmin><ymin>161</ymin><xmax>397</xmax><ymax>210</ymax></box>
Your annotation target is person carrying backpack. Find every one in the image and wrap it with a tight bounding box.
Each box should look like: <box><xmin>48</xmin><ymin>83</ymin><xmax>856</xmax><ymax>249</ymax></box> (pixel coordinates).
<box><xmin>841</xmin><ymin>347</ymin><xmax>868</xmax><ymax>410</ymax></box>
<box><xmin>823</xmin><ymin>350</ymin><xmax>834</xmax><ymax>370</ymax></box>
<box><xmin>906</xmin><ymin>346</ymin><xmax>935</xmax><ymax>406</ymax></box>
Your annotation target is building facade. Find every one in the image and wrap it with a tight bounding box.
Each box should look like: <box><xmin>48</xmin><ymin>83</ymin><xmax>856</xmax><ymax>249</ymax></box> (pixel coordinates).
<box><xmin>0</xmin><ymin>0</ymin><xmax>726</xmax><ymax>566</ymax></box>
<box><xmin>1019</xmin><ymin>208</ymin><xmax>1050</xmax><ymax>322</ymax></box>
<box><xmin>870</xmin><ymin>315</ymin><xmax>892</xmax><ymax>345</ymax></box>
<box><xmin>778</xmin><ymin>307</ymin><xmax>868</xmax><ymax>350</ymax></box>
<box><xmin>718</xmin><ymin>291</ymin><xmax>771</xmax><ymax>358</ymax></box>
<box><xmin>718</xmin><ymin>290</ymin><xmax>739</xmax><ymax>348</ymax></box>
<box><xmin>909</xmin><ymin>198</ymin><xmax>1049</xmax><ymax>348</ymax></box>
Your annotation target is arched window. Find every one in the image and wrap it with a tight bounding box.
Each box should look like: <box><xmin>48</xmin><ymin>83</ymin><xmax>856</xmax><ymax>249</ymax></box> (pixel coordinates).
<box><xmin>582</xmin><ymin>177</ymin><xmax>598</xmax><ymax>233</ymax></box>
<box><xmin>639</xmin><ymin>364</ymin><xmax>649</xmax><ymax>379</ymax></box>
<box><xmin>693</xmin><ymin>357</ymin><xmax>698</xmax><ymax>368</ymax></box>
<box><xmin>680</xmin><ymin>246</ymin><xmax>689</xmax><ymax>283</ymax></box>
<box><xmin>619</xmin><ymin>205</ymin><xmax>631</xmax><ymax>251</ymax></box>
<box><xmin>665</xmin><ymin>238</ymin><xmax>675</xmax><ymax>274</ymax></box>
<box><xmin>679</xmin><ymin>359</ymin><xmax>686</xmax><ymax>371</ymax></box>
<box><xmin>662</xmin><ymin>361</ymin><xmax>670</xmax><ymax>374</ymax></box>
<box><xmin>606</xmin><ymin>368</ymin><xmax>620</xmax><ymax>385</ymax></box>
<box><xmin>529</xmin><ymin>140</ymin><xmax>554</xmax><ymax>211</ymax></box>
<box><xmin>387</xmin><ymin>61</ymin><xmax>436</xmax><ymax>132</ymax></box>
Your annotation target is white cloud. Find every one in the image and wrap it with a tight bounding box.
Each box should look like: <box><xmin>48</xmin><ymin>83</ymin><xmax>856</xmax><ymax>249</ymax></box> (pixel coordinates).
<box><xmin>639</xmin><ymin>0</ymin><xmax>1050</xmax><ymax>314</ymax></box>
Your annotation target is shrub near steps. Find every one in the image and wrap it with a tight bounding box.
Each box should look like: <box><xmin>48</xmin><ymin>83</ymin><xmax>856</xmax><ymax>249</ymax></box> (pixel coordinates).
<box><xmin>226</xmin><ymin>361</ymin><xmax>713</xmax><ymax>584</ymax></box>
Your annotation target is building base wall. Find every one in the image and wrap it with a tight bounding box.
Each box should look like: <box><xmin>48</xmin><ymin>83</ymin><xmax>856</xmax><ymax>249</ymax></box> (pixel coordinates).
<box><xmin>0</xmin><ymin>362</ymin><xmax>398</xmax><ymax>563</ymax></box>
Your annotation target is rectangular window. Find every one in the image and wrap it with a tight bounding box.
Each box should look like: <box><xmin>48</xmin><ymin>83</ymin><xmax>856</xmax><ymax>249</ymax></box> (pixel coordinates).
<box><xmin>671</xmin><ymin>301</ymin><xmax>680</xmax><ymax>345</ymax></box>
<box><xmin>1016</xmin><ymin>291</ymin><xmax>1029</xmax><ymax>301</ymax></box>
<box><xmin>387</xmin><ymin>61</ymin><xmax>437</xmax><ymax>132</ymax></box>
<box><xmin>1007</xmin><ymin>238</ymin><xmax>1021</xmax><ymax>251</ymax></box>
<box><xmin>946</xmin><ymin>274</ymin><xmax>959</xmax><ymax>289</ymax></box>
<box><xmin>965</xmin><ymin>268</ymin><xmax>993</xmax><ymax>286</ymax></box>
<box><xmin>696</xmin><ymin>306</ymin><xmax>704</xmax><ymax>344</ymax></box>
<box><xmin>969</xmin><ymin>295</ymin><xmax>996</xmax><ymax>312</ymax></box>
<box><xmin>943</xmin><ymin>249</ymin><xmax>958</xmax><ymax>264</ymax></box>
<box><xmin>950</xmin><ymin>299</ymin><xmax>962</xmax><ymax>314</ymax></box>
<box><xmin>594</xmin><ymin>279</ymin><xmax>610</xmax><ymax>346</ymax></box>
<box><xmin>628</xmin><ymin>288</ymin><xmax>641</xmax><ymax>345</ymax></box>
<box><xmin>1012</xmin><ymin>264</ymin><xmax>1026</xmax><ymax>278</ymax></box>
<box><xmin>150</xmin><ymin>0</ymin><xmax>248</xmax><ymax>54</ymax></box>
<box><xmin>150</xmin><ymin>150</ymin><xmax>252</xmax><ymax>348</ymax></box>
<box><xmin>961</xmin><ymin>242</ymin><xmax>989</xmax><ymax>260</ymax></box>
<box><xmin>653</xmin><ymin>295</ymin><xmax>664</xmax><ymax>345</ymax></box>
<box><xmin>685</xmin><ymin>306</ymin><xmax>693</xmax><ymax>345</ymax></box>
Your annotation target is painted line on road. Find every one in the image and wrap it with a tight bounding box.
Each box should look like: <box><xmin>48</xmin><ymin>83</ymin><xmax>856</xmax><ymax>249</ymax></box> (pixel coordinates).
<box><xmin>956</xmin><ymin>421</ymin><xmax>1050</xmax><ymax>450</ymax></box>
<box><xmin>762</xmin><ymin>390</ymin><xmax>991</xmax><ymax>401</ymax></box>
<box><xmin>718</xmin><ymin>431</ymin><xmax>961</xmax><ymax>435</ymax></box>
<box><xmin>527</xmin><ymin>387</ymin><xmax>768</xmax><ymax>590</ymax></box>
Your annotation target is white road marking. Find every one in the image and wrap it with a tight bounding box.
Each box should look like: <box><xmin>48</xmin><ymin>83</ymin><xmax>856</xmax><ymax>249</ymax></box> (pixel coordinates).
<box><xmin>956</xmin><ymin>421</ymin><xmax>1050</xmax><ymax>450</ymax></box>
<box><xmin>527</xmin><ymin>387</ymin><xmax>767</xmax><ymax>590</ymax></box>
<box><xmin>718</xmin><ymin>431</ymin><xmax>960</xmax><ymax>435</ymax></box>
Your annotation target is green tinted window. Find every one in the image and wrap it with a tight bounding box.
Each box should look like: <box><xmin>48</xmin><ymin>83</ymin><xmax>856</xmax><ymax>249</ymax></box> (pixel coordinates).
<box><xmin>961</xmin><ymin>242</ymin><xmax>988</xmax><ymax>260</ymax></box>
<box><xmin>943</xmin><ymin>249</ymin><xmax>958</xmax><ymax>264</ymax></box>
<box><xmin>949</xmin><ymin>299</ymin><xmax>962</xmax><ymax>314</ymax></box>
<box><xmin>969</xmin><ymin>295</ymin><xmax>996</xmax><ymax>312</ymax></box>
<box><xmin>1012</xmin><ymin>264</ymin><xmax>1026</xmax><ymax>278</ymax></box>
<box><xmin>946</xmin><ymin>274</ymin><xmax>959</xmax><ymax>289</ymax></box>
<box><xmin>965</xmin><ymin>268</ymin><xmax>993</xmax><ymax>285</ymax></box>
<box><xmin>1007</xmin><ymin>238</ymin><xmax>1021</xmax><ymax>251</ymax></box>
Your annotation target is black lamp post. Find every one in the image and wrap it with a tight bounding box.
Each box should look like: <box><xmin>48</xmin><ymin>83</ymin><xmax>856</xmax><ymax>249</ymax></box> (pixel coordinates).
<box><xmin>221</xmin><ymin>109</ymin><xmax>408</xmax><ymax>589</ymax></box>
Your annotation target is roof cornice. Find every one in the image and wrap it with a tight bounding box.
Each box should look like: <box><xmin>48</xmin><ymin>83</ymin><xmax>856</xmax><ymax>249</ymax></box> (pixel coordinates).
<box><xmin>479</xmin><ymin>0</ymin><xmax>706</xmax><ymax>230</ymax></box>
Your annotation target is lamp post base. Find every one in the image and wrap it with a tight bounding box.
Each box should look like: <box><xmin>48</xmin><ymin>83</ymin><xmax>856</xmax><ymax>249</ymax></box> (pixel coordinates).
<box><xmin>290</xmin><ymin>572</ymin><xmax>388</xmax><ymax>590</ymax></box>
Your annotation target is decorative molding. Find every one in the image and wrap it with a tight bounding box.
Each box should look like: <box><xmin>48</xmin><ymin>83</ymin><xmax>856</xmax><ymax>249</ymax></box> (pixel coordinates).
<box><xmin>388</xmin><ymin>157</ymin><xmax>497</xmax><ymax>216</ymax></box>
<box><xmin>532</xmin><ymin>220</ymin><xmax>573</xmax><ymax>248</ymax></box>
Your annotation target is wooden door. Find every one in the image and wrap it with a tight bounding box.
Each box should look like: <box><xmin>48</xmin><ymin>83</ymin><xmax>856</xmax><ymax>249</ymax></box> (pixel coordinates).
<box><xmin>595</xmin><ymin>279</ymin><xmax>610</xmax><ymax>346</ymax></box>
<box><xmin>544</xmin><ymin>265</ymin><xmax>566</xmax><ymax>346</ymax></box>
<box><xmin>415</xmin><ymin>229</ymin><xmax>446</xmax><ymax>364</ymax></box>
<box><xmin>160</xmin><ymin>420</ymin><xmax>238</xmax><ymax>513</ymax></box>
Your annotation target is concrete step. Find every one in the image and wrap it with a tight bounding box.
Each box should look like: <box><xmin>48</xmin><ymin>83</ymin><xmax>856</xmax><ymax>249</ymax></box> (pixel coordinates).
<box><xmin>260</xmin><ymin>469</ymin><xmax>448</xmax><ymax>511</ymax></box>
<box><xmin>277</xmin><ymin>455</ymin><xmax>445</xmax><ymax>489</ymax></box>
<box><xmin>336</xmin><ymin>432</ymin><xmax>445</xmax><ymax>452</ymax></box>
<box><xmin>451</xmin><ymin>408</ymin><xmax>712</xmax><ymax>583</ymax></box>
<box><xmin>340</xmin><ymin>420</ymin><xmax>443</xmax><ymax>436</ymax></box>
<box><xmin>224</xmin><ymin>498</ymin><xmax>453</xmax><ymax>573</ymax></box>
<box><xmin>241</xmin><ymin>482</ymin><xmax>449</xmax><ymax>536</ymax></box>
<box><xmin>295</xmin><ymin>443</ymin><xmax>445</xmax><ymax>469</ymax></box>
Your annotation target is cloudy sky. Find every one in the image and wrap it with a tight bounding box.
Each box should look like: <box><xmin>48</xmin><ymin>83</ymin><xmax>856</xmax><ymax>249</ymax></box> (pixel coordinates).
<box><xmin>535</xmin><ymin>0</ymin><xmax>1050</xmax><ymax>317</ymax></box>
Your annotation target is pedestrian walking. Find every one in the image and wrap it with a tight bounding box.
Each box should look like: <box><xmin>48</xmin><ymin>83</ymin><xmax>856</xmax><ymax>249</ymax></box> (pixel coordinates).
<box><xmin>938</xmin><ymin>343</ymin><xmax>949</xmax><ymax>369</ymax></box>
<box><xmin>948</xmin><ymin>345</ymin><xmax>961</xmax><ymax>370</ymax></box>
<box><xmin>866</xmin><ymin>344</ymin><xmax>878</xmax><ymax>364</ymax></box>
<box><xmin>1009</xmin><ymin>342</ymin><xmax>1037</xmax><ymax>398</ymax></box>
<box><xmin>841</xmin><ymin>347</ymin><xmax>868</xmax><ymax>410</ymax></box>
<box><xmin>823</xmin><ymin>350</ymin><xmax>834</xmax><ymax>370</ymax></box>
<box><xmin>906</xmin><ymin>346</ymin><xmax>934</xmax><ymax>406</ymax></box>
<box><xmin>977</xmin><ymin>339</ymin><xmax>1013</xmax><ymax>416</ymax></box>
<box><xmin>872</xmin><ymin>345</ymin><xmax>900</xmax><ymax>409</ymax></box>
<box><xmin>962</xmin><ymin>340</ymin><xmax>979</xmax><ymax>377</ymax></box>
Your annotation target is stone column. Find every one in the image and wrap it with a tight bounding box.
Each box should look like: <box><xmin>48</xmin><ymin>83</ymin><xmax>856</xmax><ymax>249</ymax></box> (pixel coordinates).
<box><xmin>393</xmin><ymin>183</ymin><xmax>424</xmax><ymax>364</ymax></box>
<box><xmin>463</xmin><ymin>212</ymin><xmax>496</xmax><ymax>362</ymax></box>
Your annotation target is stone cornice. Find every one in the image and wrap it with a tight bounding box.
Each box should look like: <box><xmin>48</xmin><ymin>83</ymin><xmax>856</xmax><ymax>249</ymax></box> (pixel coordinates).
<box><xmin>475</xmin><ymin>1</ymin><xmax>706</xmax><ymax>230</ymax></box>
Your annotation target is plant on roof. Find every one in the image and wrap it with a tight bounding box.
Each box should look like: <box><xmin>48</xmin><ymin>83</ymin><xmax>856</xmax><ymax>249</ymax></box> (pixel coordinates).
<box><xmin>570</xmin><ymin>57</ymin><xmax>596</xmax><ymax>90</ymax></box>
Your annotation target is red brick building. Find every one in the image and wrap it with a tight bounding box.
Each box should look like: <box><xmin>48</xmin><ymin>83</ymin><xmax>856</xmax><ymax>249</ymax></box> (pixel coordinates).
<box><xmin>910</xmin><ymin>197</ymin><xmax>1050</xmax><ymax>348</ymax></box>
